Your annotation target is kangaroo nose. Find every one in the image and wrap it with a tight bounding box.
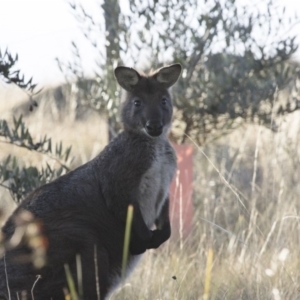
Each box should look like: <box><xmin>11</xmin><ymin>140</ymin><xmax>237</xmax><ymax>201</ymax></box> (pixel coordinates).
<box><xmin>145</xmin><ymin>121</ymin><xmax>163</xmax><ymax>137</ymax></box>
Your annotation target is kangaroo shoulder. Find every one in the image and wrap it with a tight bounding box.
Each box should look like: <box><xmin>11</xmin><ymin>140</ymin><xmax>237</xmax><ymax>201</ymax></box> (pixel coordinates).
<box><xmin>97</xmin><ymin>132</ymin><xmax>156</xmax><ymax>172</ymax></box>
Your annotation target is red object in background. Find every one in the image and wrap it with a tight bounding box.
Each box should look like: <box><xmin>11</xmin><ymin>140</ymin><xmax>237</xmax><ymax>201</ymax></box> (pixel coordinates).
<box><xmin>169</xmin><ymin>144</ymin><xmax>194</xmax><ymax>239</ymax></box>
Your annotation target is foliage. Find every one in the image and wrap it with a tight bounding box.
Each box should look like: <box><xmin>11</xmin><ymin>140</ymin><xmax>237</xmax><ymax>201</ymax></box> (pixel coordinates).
<box><xmin>60</xmin><ymin>0</ymin><xmax>300</xmax><ymax>144</ymax></box>
<box><xmin>0</xmin><ymin>49</ymin><xmax>72</xmax><ymax>202</ymax></box>
<box><xmin>0</xmin><ymin>49</ymin><xmax>40</xmax><ymax>111</ymax></box>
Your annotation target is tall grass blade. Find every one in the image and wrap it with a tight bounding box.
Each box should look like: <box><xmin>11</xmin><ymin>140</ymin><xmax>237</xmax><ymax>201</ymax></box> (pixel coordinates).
<box><xmin>76</xmin><ymin>254</ymin><xmax>83</xmax><ymax>299</ymax></box>
<box><xmin>31</xmin><ymin>275</ymin><xmax>41</xmax><ymax>300</ymax></box>
<box><xmin>94</xmin><ymin>244</ymin><xmax>100</xmax><ymax>300</ymax></box>
<box><xmin>179</xmin><ymin>183</ymin><xmax>183</xmax><ymax>251</ymax></box>
<box><xmin>64</xmin><ymin>263</ymin><xmax>78</xmax><ymax>300</ymax></box>
<box><xmin>121</xmin><ymin>205</ymin><xmax>134</xmax><ymax>281</ymax></box>
<box><xmin>203</xmin><ymin>248</ymin><xmax>214</xmax><ymax>300</ymax></box>
<box><xmin>4</xmin><ymin>254</ymin><xmax>11</xmax><ymax>300</ymax></box>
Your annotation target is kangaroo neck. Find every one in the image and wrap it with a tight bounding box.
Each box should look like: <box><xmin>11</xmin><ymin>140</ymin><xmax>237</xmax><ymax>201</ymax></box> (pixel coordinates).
<box><xmin>123</xmin><ymin>129</ymin><xmax>168</xmax><ymax>145</ymax></box>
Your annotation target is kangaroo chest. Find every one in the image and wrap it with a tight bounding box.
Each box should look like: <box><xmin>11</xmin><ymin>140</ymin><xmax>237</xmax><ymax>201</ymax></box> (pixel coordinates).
<box><xmin>138</xmin><ymin>144</ymin><xmax>176</xmax><ymax>228</ymax></box>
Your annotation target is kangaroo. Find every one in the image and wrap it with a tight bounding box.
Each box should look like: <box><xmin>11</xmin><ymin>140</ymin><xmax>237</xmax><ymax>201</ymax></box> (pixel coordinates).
<box><xmin>0</xmin><ymin>63</ymin><xmax>182</xmax><ymax>300</ymax></box>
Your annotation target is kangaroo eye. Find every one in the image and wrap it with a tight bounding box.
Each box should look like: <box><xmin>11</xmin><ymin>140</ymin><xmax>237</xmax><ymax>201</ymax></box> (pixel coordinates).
<box><xmin>134</xmin><ymin>99</ymin><xmax>141</xmax><ymax>107</ymax></box>
<box><xmin>162</xmin><ymin>97</ymin><xmax>168</xmax><ymax>105</ymax></box>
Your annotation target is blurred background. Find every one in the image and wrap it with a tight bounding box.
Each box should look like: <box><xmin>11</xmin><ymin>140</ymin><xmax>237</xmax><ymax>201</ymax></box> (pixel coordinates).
<box><xmin>1</xmin><ymin>0</ymin><xmax>300</xmax><ymax>298</ymax></box>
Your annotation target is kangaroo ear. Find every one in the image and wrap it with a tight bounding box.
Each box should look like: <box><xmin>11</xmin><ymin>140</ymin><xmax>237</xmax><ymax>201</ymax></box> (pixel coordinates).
<box><xmin>114</xmin><ymin>66</ymin><xmax>141</xmax><ymax>92</ymax></box>
<box><xmin>155</xmin><ymin>64</ymin><xmax>182</xmax><ymax>88</ymax></box>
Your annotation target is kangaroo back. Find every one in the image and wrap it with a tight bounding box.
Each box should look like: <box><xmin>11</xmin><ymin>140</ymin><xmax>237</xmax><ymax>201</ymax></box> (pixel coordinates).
<box><xmin>0</xmin><ymin>64</ymin><xmax>182</xmax><ymax>300</ymax></box>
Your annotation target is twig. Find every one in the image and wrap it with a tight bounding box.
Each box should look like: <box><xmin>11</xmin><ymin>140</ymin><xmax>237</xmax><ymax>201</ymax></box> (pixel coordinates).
<box><xmin>0</xmin><ymin>140</ymin><xmax>70</xmax><ymax>171</ymax></box>
<box><xmin>4</xmin><ymin>254</ymin><xmax>11</xmax><ymax>300</ymax></box>
<box><xmin>0</xmin><ymin>182</ymin><xmax>10</xmax><ymax>190</ymax></box>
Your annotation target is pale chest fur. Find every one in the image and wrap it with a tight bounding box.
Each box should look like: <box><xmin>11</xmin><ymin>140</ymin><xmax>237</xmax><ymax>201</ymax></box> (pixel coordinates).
<box><xmin>138</xmin><ymin>142</ymin><xmax>176</xmax><ymax>228</ymax></box>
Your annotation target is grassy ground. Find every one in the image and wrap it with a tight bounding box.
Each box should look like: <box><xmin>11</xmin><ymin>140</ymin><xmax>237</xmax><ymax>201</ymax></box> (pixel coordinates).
<box><xmin>1</xmin><ymin>85</ymin><xmax>300</xmax><ymax>299</ymax></box>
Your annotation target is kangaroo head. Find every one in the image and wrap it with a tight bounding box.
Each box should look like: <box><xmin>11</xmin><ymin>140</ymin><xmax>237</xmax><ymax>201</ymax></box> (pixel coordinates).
<box><xmin>114</xmin><ymin>64</ymin><xmax>182</xmax><ymax>137</ymax></box>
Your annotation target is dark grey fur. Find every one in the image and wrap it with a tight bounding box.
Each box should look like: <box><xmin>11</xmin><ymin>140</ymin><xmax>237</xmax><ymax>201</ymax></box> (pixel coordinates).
<box><xmin>0</xmin><ymin>64</ymin><xmax>182</xmax><ymax>300</ymax></box>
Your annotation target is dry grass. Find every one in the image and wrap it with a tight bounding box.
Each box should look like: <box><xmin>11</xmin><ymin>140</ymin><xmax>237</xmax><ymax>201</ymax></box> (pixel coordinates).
<box><xmin>2</xmin><ymin>85</ymin><xmax>300</xmax><ymax>299</ymax></box>
<box><xmin>0</xmin><ymin>85</ymin><xmax>108</xmax><ymax>214</ymax></box>
<box><xmin>113</xmin><ymin>114</ymin><xmax>300</xmax><ymax>300</ymax></box>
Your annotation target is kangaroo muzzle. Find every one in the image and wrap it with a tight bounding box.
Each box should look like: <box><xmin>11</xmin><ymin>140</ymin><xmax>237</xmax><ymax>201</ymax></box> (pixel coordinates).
<box><xmin>145</xmin><ymin>120</ymin><xmax>163</xmax><ymax>137</ymax></box>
